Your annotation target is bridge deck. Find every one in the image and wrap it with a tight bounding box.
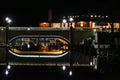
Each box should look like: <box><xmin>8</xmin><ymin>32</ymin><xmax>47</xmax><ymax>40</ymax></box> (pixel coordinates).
<box><xmin>0</xmin><ymin>62</ymin><xmax>93</xmax><ymax>67</ymax></box>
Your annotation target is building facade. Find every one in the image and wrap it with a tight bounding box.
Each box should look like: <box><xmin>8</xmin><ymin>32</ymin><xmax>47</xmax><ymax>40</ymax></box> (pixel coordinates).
<box><xmin>40</xmin><ymin>14</ymin><xmax>120</xmax><ymax>32</ymax></box>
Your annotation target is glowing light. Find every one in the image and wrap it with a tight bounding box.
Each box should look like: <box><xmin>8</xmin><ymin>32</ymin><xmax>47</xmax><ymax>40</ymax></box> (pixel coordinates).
<box><xmin>69</xmin><ymin>17</ymin><xmax>73</xmax><ymax>22</ymax></box>
<box><xmin>90</xmin><ymin>15</ymin><xmax>93</xmax><ymax>17</ymax></box>
<box><xmin>94</xmin><ymin>15</ymin><xmax>97</xmax><ymax>17</ymax></box>
<box><xmin>9</xmin><ymin>50</ymin><xmax>70</xmax><ymax>58</ymax></box>
<box><xmin>62</xmin><ymin>65</ymin><xmax>66</xmax><ymax>71</ymax></box>
<box><xmin>43</xmin><ymin>22</ymin><xmax>46</xmax><ymax>24</ymax></box>
<box><xmin>5</xmin><ymin>17</ymin><xmax>9</xmax><ymax>21</ymax></box>
<box><xmin>94</xmin><ymin>64</ymin><xmax>97</xmax><ymax>70</ymax></box>
<box><xmin>27</xmin><ymin>44</ymin><xmax>30</xmax><ymax>48</ymax></box>
<box><xmin>1</xmin><ymin>28</ymin><xmax>4</xmax><ymax>31</ymax></box>
<box><xmin>27</xmin><ymin>28</ymin><xmax>30</xmax><ymax>31</ymax></box>
<box><xmin>5</xmin><ymin>70</ymin><xmax>9</xmax><ymax>75</ymax></box>
<box><xmin>69</xmin><ymin>70</ymin><xmax>72</xmax><ymax>76</ymax></box>
<box><xmin>80</xmin><ymin>21</ymin><xmax>84</xmax><ymax>27</ymax></box>
<box><xmin>90</xmin><ymin>61</ymin><xmax>93</xmax><ymax>66</ymax></box>
<box><xmin>7</xmin><ymin>65</ymin><xmax>11</xmax><ymax>70</ymax></box>
<box><xmin>106</xmin><ymin>16</ymin><xmax>108</xmax><ymax>18</ymax></box>
<box><xmin>8</xmin><ymin>35</ymin><xmax>70</xmax><ymax>58</ymax></box>
<box><xmin>63</xmin><ymin>19</ymin><xmax>67</xmax><ymax>23</ymax></box>
<box><xmin>5</xmin><ymin>17</ymin><xmax>12</xmax><ymax>23</ymax></box>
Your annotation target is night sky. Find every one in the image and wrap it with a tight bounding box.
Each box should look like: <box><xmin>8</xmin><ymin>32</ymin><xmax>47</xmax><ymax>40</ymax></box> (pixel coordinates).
<box><xmin>0</xmin><ymin>0</ymin><xmax>120</xmax><ymax>26</ymax></box>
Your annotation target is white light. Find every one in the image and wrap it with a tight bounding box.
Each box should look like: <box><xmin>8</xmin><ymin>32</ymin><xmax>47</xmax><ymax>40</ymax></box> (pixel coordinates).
<box><xmin>90</xmin><ymin>61</ymin><xmax>93</xmax><ymax>66</ymax></box>
<box><xmin>69</xmin><ymin>17</ymin><xmax>73</xmax><ymax>22</ymax></box>
<box><xmin>106</xmin><ymin>16</ymin><xmax>108</xmax><ymax>18</ymax></box>
<box><xmin>93</xmin><ymin>57</ymin><xmax>98</xmax><ymax>70</ymax></box>
<box><xmin>63</xmin><ymin>19</ymin><xmax>67</xmax><ymax>23</ymax></box>
<box><xmin>93</xmin><ymin>29</ymin><xmax>97</xmax><ymax>32</ymax></box>
<box><xmin>27</xmin><ymin>44</ymin><xmax>30</xmax><ymax>48</ymax></box>
<box><xmin>91</xmin><ymin>15</ymin><xmax>93</xmax><ymax>17</ymax></box>
<box><xmin>69</xmin><ymin>70</ymin><xmax>72</xmax><ymax>76</ymax></box>
<box><xmin>8</xmin><ymin>19</ymin><xmax>12</xmax><ymax>23</ymax></box>
<box><xmin>5</xmin><ymin>17</ymin><xmax>9</xmax><ymax>21</ymax></box>
<box><xmin>7</xmin><ymin>65</ymin><xmax>11</xmax><ymax>70</ymax></box>
<box><xmin>62</xmin><ymin>65</ymin><xmax>66</xmax><ymax>71</ymax></box>
<box><xmin>27</xmin><ymin>28</ymin><xmax>30</xmax><ymax>31</ymax></box>
<box><xmin>5</xmin><ymin>70</ymin><xmax>9</xmax><ymax>75</ymax></box>
<box><xmin>94</xmin><ymin>65</ymin><xmax>97</xmax><ymax>70</ymax></box>
<box><xmin>5</xmin><ymin>17</ymin><xmax>12</xmax><ymax>23</ymax></box>
<box><xmin>1</xmin><ymin>28</ymin><xmax>4</xmax><ymax>31</ymax></box>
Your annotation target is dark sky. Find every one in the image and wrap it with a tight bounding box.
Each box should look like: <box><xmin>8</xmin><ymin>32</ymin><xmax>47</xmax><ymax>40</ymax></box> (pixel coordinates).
<box><xmin>0</xmin><ymin>0</ymin><xmax>120</xmax><ymax>26</ymax></box>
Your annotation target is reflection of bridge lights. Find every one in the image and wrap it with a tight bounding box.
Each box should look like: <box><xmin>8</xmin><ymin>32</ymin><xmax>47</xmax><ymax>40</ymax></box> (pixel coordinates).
<box><xmin>5</xmin><ymin>65</ymin><xmax>12</xmax><ymax>76</ymax></box>
<box><xmin>27</xmin><ymin>28</ymin><xmax>31</xmax><ymax>31</ymax></box>
<box><xmin>5</xmin><ymin>70</ymin><xmax>9</xmax><ymax>76</ymax></box>
<box><xmin>62</xmin><ymin>65</ymin><xmax>66</xmax><ymax>71</ymax></box>
<box><xmin>90</xmin><ymin>61</ymin><xmax>93</xmax><ymax>66</ymax></box>
<box><xmin>1</xmin><ymin>28</ymin><xmax>4</xmax><ymax>31</ymax></box>
<box><xmin>9</xmin><ymin>35</ymin><xmax>70</xmax><ymax>58</ymax></box>
<box><xmin>94</xmin><ymin>64</ymin><xmax>97</xmax><ymax>70</ymax></box>
<box><xmin>9</xmin><ymin>50</ymin><xmax>69</xmax><ymax>58</ymax></box>
<box><xmin>69</xmin><ymin>70</ymin><xmax>72</xmax><ymax>76</ymax></box>
<box><xmin>7</xmin><ymin>65</ymin><xmax>11</xmax><ymax>70</ymax></box>
<box><xmin>27</xmin><ymin>44</ymin><xmax>30</xmax><ymax>48</ymax></box>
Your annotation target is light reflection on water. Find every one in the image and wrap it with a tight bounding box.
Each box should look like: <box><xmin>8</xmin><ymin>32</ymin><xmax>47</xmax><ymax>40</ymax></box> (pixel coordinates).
<box><xmin>0</xmin><ymin>65</ymin><xmax>120</xmax><ymax>80</ymax></box>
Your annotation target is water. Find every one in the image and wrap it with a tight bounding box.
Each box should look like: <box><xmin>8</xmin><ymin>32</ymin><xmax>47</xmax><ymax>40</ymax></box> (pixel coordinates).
<box><xmin>0</xmin><ymin>65</ymin><xmax>120</xmax><ymax>80</ymax></box>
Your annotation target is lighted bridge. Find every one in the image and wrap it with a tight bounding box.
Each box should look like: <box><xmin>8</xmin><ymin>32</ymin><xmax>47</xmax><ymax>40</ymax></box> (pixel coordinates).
<box><xmin>0</xmin><ymin>27</ymin><xmax>95</xmax><ymax>67</ymax></box>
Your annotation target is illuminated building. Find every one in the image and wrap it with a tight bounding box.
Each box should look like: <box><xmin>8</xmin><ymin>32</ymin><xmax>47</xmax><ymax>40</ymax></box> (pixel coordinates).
<box><xmin>39</xmin><ymin>12</ymin><xmax>120</xmax><ymax>32</ymax></box>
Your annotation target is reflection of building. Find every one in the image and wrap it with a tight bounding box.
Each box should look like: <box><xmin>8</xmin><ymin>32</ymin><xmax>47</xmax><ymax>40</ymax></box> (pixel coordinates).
<box><xmin>9</xmin><ymin>37</ymin><xmax>69</xmax><ymax>55</ymax></box>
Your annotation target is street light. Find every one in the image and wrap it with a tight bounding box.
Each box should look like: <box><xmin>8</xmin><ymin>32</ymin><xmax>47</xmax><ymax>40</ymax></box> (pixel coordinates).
<box><xmin>4</xmin><ymin>17</ymin><xmax>12</xmax><ymax>80</ymax></box>
<box><xmin>69</xmin><ymin>17</ymin><xmax>73</xmax><ymax>68</ymax></box>
<box><xmin>5</xmin><ymin>17</ymin><xmax>12</xmax><ymax>24</ymax></box>
<box><xmin>69</xmin><ymin>17</ymin><xmax>73</xmax><ymax>27</ymax></box>
<box><xmin>62</xmin><ymin>19</ymin><xmax>67</xmax><ymax>27</ymax></box>
<box><xmin>5</xmin><ymin>17</ymin><xmax>12</xmax><ymax>66</ymax></box>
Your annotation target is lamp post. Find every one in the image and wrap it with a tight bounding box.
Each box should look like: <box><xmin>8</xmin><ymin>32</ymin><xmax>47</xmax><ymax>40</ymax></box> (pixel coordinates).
<box><xmin>69</xmin><ymin>18</ymin><xmax>73</xmax><ymax>27</ymax></box>
<box><xmin>5</xmin><ymin>17</ymin><xmax>12</xmax><ymax>66</ymax></box>
<box><xmin>62</xmin><ymin>19</ymin><xmax>67</xmax><ymax>27</ymax></box>
<box><xmin>69</xmin><ymin>17</ymin><xmax>73</xmax><ymax>68</ymax></box>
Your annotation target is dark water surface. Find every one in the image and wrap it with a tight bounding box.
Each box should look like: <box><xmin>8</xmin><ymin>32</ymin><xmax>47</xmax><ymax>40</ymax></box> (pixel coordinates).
<box><xmin>0</xmin><ymin>65</ymin><xmax>120</xmax><ymax>80</ymax></box>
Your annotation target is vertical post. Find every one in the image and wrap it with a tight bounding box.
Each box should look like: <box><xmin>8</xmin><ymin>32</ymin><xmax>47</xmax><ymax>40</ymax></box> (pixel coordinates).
<box><xmin>62</xmin><ymin>19</ymin><xmax>67</xmax><ymax>27</ymax></box>
<box><xmin>69</xmin><ymin>17</ymin><xmax>73</xmax><ymax>67</ymax></box>
<box><xmin>69</xmin><ymin>17</ymin><xmax>74</xmax><ymax>80</ymax></box>
<box><xmin>5</xmin><ymin>17</ymin><xmax>11</xmax><ymax>66</ymax></box>
<box><xmin>70</xmin><ymin>23</ymin><xmax>73</xmax><ymax>67</ymax></box>
<box><xmin>6</xmin><ymin>23</ymin><xmax>8</xmax><ymax>66</ymax></box>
